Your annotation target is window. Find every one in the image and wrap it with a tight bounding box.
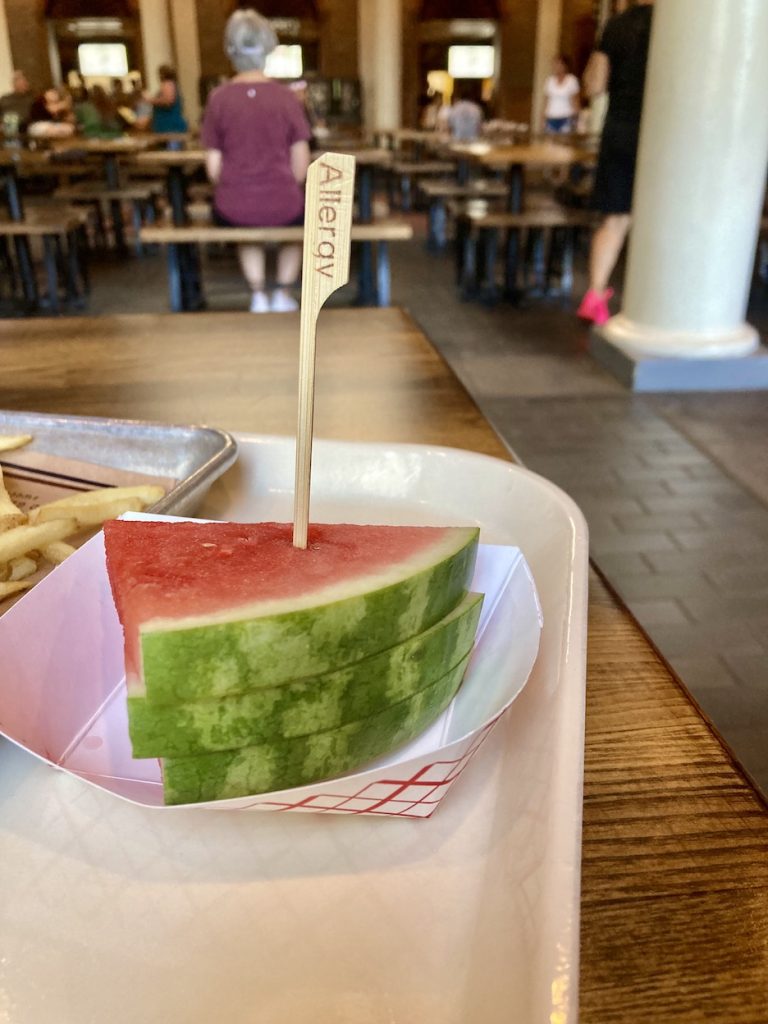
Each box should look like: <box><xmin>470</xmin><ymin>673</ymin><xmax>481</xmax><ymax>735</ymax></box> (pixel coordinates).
<box><xmin>447</xmin><ymin>45</ymin><xmax>494</xmax><ymax>79</ymax></box>
<box><xmin>78</xmin><ymin>42</ymin><xmax>129</xmax><ymax>77</ymax></box>
<box><xmin>265</xmin><ymin>45</ymin><xmax>303</xmax><ymax>80</ymax></box>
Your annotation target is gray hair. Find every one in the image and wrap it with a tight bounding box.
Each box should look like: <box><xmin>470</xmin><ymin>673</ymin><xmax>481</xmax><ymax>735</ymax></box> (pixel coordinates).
<box><xmin>225</xmin><ymin>9</ymin><xmax>277</xmax><ymax>73</ymax></box>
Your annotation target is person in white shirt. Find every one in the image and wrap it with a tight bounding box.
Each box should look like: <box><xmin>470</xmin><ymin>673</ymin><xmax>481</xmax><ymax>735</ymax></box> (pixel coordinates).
<box><xmin>543</xmin><ymin>55</ymin><xmax>580</xmax><ymax>133</ymax></box>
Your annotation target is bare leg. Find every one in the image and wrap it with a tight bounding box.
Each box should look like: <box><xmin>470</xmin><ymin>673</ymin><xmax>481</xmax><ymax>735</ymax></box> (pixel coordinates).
<box><xmin>271</xmin><ymin>244</ymin><xmax>301</xmax><ymax>312</ymax></box>
<box><xmin>589</xmin><ymin>214</ymin><xmax>631</xmax><ymax>292</ymax></box>
<box><xmin>237</xmin><ymin>244</ymin><xmax>270</xmax><ymax>313</ymax></box>
<box><xmin>237</xmin><ymin>244</ymin><xmax>266</xmax><ymax>291</ymax></box>
<box><xmin>276</xmin><ymin>244</ymin><xmax>301</xmax><ymax>287</ymax></box>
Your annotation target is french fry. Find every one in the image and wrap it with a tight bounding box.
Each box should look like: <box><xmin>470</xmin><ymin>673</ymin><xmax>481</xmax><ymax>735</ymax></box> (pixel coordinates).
<box><xmin>0</xmin><ymin>466</ymin><xmax>27</xmax><ymax>533</ymax></box>
<box><xmin>41</xmin><ymin>541</ymin><xmax>76</xmax><ymax>565</ymax></box>
<box><xmin>0</xmin><ymin>467</ymin><xmax>167</xmax><ymax>611</ymax></box>
<box><xmin>9</xmin><ymin>555</ymin><xmax>37</xmax><ymax>581</ymax></box>
<box><xmin>29</xmin><ymin>485</ymin><xmax>165</xmax><ymax>522</ymax></box>
<box><xmin>33</xmin><ymin>495</ymin><xmax>144</xmax><ymax>528</ymax></box>
<box><xmin>0</xmin><ymin>518</ymin><xmax>78</xmax><ymax>564</ymax></box>
<box><xmin>0</xmin><ymin>434</ymin><xmax>32</xmax><ymax>453</ymax></box>
<box><xmin>0</xmin><ymin>580</ymin><xmax>32</xmax><ymax>602</ymax></box>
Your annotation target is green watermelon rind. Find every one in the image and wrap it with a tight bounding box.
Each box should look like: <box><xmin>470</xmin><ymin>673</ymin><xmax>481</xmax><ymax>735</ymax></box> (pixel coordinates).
<box><xmin>139</xmin><ymin>528</ymin><xmax>478</xmax><ymax>705</ymax></box>
<box><xmin>161</xmin><ymin>652</ymin><xmax>471</xmax><ymax>805</ymax></box>
<box><xmin>128</xmin><ymin>592</ymin><xmax>483</xmax><ymax>758</ymax></box>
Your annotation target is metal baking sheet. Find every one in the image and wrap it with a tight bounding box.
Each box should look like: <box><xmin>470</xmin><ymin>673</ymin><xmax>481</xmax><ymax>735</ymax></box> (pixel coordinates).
<box><xmin>0</xmin><ymin>409</ymin><xmax>237</xmax><ymax>516</ymax></box>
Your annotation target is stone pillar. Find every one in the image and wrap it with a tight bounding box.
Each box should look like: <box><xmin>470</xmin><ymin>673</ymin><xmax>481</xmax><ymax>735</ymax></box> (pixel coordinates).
<box><xmin>169</xmin><ymin>0</ymin><xmax>201</xmax><ymax>126</ymax></box>
<box><xmin>139</xmin><ymin>0</ymin><xmax>175</xmax><ymax>93</ymax></box>
<box><xmin>0</xmin><ymin>0</ymin><xmax>13</xmax><ymax>94</ymax></box>
<box><xmin>602</xmin><ymin>0</ymin><xmax>768</xmax><ymax>358</ymax></box>
<box><xmin>358</xmin><ymin>0</ymin><xmax>402</xmax><ymax>135</ymax></box>
<box><xmin>531</xmin><ymin>0</ymin><xmax>563</xmax><ymax>131</ymax></box>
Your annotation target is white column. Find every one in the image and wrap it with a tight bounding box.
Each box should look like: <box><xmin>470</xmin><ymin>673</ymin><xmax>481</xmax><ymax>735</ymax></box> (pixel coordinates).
<box><xmin>358</xmin><ymin>0</ymin><xmax>402</xmax><ymax>135</ymax></box>
<box><xmin>138</xmin><ymin>0</ymin><xmax>175</xmax><ymax>93</ymax></box>
<box><xmin>602</xmin><ymin>0</ymin><xmax>768</xmax><ymax>358</ymax></box>
<box><xmin>169</xmin><ymin>0</ymin><xmax>201</xmax><ymax>127</ymax></box>
<box><xmin>531</xmin><ymin>0</ymin><xmax>562</xmax><ymax>131</ymax></box>
<box><xmin>0</xmin><ymin>0</ymin><xmax>13</xmax><ymax>94</ymax></box>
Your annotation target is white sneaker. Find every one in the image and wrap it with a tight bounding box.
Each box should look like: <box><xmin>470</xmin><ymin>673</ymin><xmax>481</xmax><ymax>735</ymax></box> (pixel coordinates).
<box><xmin>270</xmin><ymin>289</ymin><xmax>299</xmax><ymax>313</ymax></box>
<box><xmin>249</xmin><ymin>290</ymin><xmax>270</xmax><ymax>313</ymax></box>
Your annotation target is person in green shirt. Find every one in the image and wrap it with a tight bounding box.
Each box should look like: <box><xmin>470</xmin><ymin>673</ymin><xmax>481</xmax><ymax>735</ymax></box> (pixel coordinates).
<box><xmin>75</xmin><ymin>85</ymin><xmax>123</xmax><ymax>139</ymax></box>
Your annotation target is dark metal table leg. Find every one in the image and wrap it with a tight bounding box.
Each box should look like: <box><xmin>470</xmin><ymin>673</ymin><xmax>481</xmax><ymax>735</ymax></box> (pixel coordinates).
<box><xmin>504</xmin><ymin>227</ymin><xmax>522</xmax><ymax>303</ymax></box>
<box><xmin>42</xmin><ymin>235</ymin><xmax>59</xmax><ymax>314</ymax></box>
<box><xmin>167</xmin><ymin>243</ymin><xmax>183</xmax><ymax>313</ymax></box>
<box><xmin>110</xmin><ymin>197</ymin><xmax>127</xmax><ymax>253</ymax></box>
<box><xmin>428</xmin><ymin>199</ymin><xmax>447</xmax><ymax>252</ymax></box>
<box><xmin>77</xmin><ymin>225</ymin><xmax>91</xmax><ymax>295</ymax></box>
<box><xmin>5</xmin><ymin>167</ymin><xmax>24</xmax><ymax>220</ymax></box>
<box><xmin>560</xmin><ymin>227</ymin><xmax>575</xmax><ymax>299</ymax></box>
<box><xmin>13</xmin><ymin>237</ymin><xmax>37</xmax><ymax>307</ymax></box>
<box><xmin>375</xmin><ymin>241</ymin><xmax>390</xmax><ymax>306</ymax></box>
<box><xmin>131</xmin><ymin>200</ymin><xmax>144</xmax><ymax>256</ymax></box>
<box><xmin>357</xmin><ymin>167</ymin><xmax>373</xmax><ymax>222</ymax></box>
<box><xmin>460</xmin><ymin>227</ymin><xmax>477</xmax><ymax>300</ymax></box>
<box><xmin>166</xmin><ymin>165</ymin><xmax>204</xmax><ymax>311</ymax></box>
<box><xmin>480</xmin><ymin>227</ymin><xmax>499</xmax><ymax>304</ymax></box>
<box><xmin>104</xmin><ymin>151</ymin><xmax>127</xmax><ymax>253</ymax></box>
<box><xmin>355</xmin><ymin>242</ymin><xmax>376</xmax><ymax>305</ymax></box>
<box><xmin>507</xmin><ymin>164</ymin><xmax>523</xmax><ymax>213</ymax></box>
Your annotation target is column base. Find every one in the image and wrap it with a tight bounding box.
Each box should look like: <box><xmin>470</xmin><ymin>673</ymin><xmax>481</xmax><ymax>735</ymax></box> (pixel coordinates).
<box><xmin>600</xmin><ymin>314</ymin><xmax>760</xmax><ymax>358</ymax></box>
<box><xmin>590</xmin><ymin>327</ymin><xmax>768</xmax><ymax>392</ymax></box>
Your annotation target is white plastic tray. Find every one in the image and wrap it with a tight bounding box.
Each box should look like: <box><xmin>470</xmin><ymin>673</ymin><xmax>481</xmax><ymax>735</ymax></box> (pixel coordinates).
<box><xmin>0</xmin><ymin>436</ymin><xmax>588</xmax><ymax>1024</ymax></box>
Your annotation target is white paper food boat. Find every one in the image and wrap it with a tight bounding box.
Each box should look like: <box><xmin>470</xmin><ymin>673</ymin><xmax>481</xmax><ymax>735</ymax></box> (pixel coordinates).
<box><xmin>0</xmin><ymin>516</ymin><xmax>541</xmax><ymax>817</ymax></box>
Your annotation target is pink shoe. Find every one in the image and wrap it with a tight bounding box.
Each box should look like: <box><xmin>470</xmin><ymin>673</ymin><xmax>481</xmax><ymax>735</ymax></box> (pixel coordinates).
<box><xmin>576</xmin><ymin>288</ymin><xmax>614</xmax><ymax>326</ymax></box>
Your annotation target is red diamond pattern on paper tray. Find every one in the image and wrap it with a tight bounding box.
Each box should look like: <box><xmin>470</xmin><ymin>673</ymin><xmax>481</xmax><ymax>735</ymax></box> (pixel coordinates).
<box><xmin>238</xmin><ymin>719</ymin><xmax>499</xmax><ymax>818</ymax></box>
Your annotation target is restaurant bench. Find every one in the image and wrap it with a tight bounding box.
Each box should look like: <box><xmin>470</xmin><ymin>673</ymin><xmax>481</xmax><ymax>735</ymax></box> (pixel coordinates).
<box><xmin>454</xmin><ymin>206</ymin><xmax>598</xmax><ymax>303</ymax></box>
<box><xmin>419</xmin><ymin>178</ymin><xmax>510</xmax><ymax>251</ymax></box>
<box><xmin>389</xmin><ymin>160</ymin><xmax>455</xmax><ymax>211</ymax></box>
<box><xmin>55</xmin><ymin>181</ymin><xmax>162</xmax><ymax>255</ymax></box>
<box><xmin>139</xmin><ymin>218</ymin><xmax>414</xmax><ymax>311</ymax></box>
<box><xmin>0</xmin><ymin>207</ymin><xmax>88</xmax><ymax>314</ymax></box>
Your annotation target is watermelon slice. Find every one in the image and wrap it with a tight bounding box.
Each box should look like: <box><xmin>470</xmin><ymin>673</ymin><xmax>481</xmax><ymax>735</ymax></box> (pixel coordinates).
<box><xmin>161</xmin><ymin>652</ymin><xmax>471</xmax><ymax>805</ymax></box>
<box><xmin>104</xmin><ymin>520</ymin><xmax>478</xmax><ymax>706</ymax></box>
<box><xmin>127</xmin><ymin>591</ymin><xmax>483</xmax><ymax>757</ymax></box>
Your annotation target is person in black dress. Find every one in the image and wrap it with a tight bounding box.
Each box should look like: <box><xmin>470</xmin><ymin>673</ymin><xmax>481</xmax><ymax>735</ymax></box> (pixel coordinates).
<box><xmin>577</xmin><ymin>0</ymin><xmax>655</xmax><ymax>325</ymax></box>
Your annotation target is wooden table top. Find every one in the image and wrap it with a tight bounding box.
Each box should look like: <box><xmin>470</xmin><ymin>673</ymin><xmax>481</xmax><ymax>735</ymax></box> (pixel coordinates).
<box><xmin>325</xmin><ymin>147</ymin><xmax>393</xmax><ymax>166</ymax></box>
<box><xmin>46</xmin><ymin>137</ymin><xmax>149</xmax><ymax>156</ymax></box>
<box><xmin>0</xmin><ymin>148</ymin><xmax>52</xmax><ymax>168</ymax></box>
<box><xmin>449</xmin><ymin>140</ymin><xmax>595</xmax><ymax>167</ymax></box>
<box><xmin>132</xmin><ymin>147</ymin><xmax>206</xmax><ymax>167</ymax></box>
<box><xmin>390</xmin><ymin>128</ymin><xmax>438</xmax><ymax>143</ymax></box>
<box><xmin>133</xmin><ymin>147</ymin><xmax>392</xmax><ymax>169</ymax></box>
<box><xmin>0</xmin><ymin>308</ymin><xmax>766</xmax><ymax>1022</ymax></box>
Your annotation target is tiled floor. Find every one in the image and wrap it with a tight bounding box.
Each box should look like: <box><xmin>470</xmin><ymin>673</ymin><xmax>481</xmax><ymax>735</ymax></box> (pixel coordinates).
<box><xmin>15</xmin><ymin>217</ymin><xmax>768</xmax><ymax>796</ymax></box>
<box><xmin>387</xmin><ymin>228</ymin><xmax>768</xmax><ymax>797</ymax></box>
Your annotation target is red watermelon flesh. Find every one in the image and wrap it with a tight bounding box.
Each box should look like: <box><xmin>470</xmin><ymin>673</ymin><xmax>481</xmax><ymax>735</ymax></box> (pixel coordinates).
<box><xmin>103</xmin><ymin>520</ymin><xmax>479</xmax><ymax>703</ymax></box>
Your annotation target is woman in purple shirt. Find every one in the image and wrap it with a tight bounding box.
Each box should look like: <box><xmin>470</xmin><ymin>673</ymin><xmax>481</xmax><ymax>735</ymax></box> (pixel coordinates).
<box><xmin>201</xmin><ymin>9</ymin><xmax>311</xmax><ymax>312</ymax></box>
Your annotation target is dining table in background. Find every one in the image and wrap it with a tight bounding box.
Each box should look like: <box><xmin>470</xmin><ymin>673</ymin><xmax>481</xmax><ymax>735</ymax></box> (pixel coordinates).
<box><xmin>0</xmin><ymin>147</ymin><xmax>42</xmax><ymax>301</ymax></box>
<box><xmin>448</xmin><ymin>139</ymin><xmax>596</xmax><ymax>204</ymax></box>
<box><xmin>444</xmin><ymin>139</ymin><xmax>598</xmax><ymax>303</ymax></box>
<box><xmin>54</xmin><ymin>137</ymin><xmax>151</xmax><ymax>252</ymax></box>
<box><xmin>132</xmin><ymin>147</ymin><xmax>207</xmax><ymax>310</ymax></box>
<box><xmin>387</xmin><ymin>128</ymin><xmax>439</xmax><ymax>160</ymax></box>
<box><xmin>0</xmin><ymin>308</ymin><xmax>766</xmax><ymax>1023</ymax></box>
<box><xmin>323</xmin><ymin>146</ymin><xmax>393</xmax><ymax>303</ymax></box>
<box><xmin>134</xmin><ymin>146</ymin><xmax>394</xmax><ymax>310</ymax></box>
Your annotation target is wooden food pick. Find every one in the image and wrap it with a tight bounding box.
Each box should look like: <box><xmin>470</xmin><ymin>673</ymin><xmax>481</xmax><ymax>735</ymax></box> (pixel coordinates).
<box><xmin>293</xmin><ymin>152</ymin><xmax>356</xmax><ymax>549</ymax></box>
